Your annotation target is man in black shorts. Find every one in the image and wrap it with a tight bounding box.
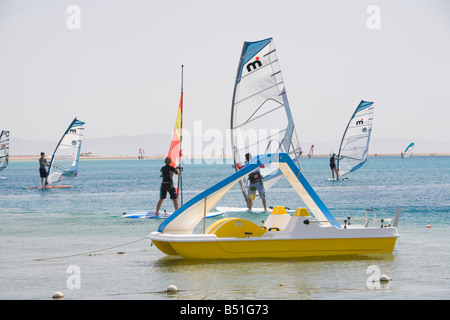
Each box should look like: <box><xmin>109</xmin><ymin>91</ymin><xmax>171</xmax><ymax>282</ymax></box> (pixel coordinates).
<box><xmin>39</xmin><ymin>152</ymin><xmax>50</xmax><ymax>187</ymax></box>
<box><xmin>155</xmin><ymin>157</ymin><xmax>180</xmax><ymax>215</ymax></box>
<box><xmin>330</xmin><ymin>153</ymin><xmax>339</xmax><ymax>180</ymax></box>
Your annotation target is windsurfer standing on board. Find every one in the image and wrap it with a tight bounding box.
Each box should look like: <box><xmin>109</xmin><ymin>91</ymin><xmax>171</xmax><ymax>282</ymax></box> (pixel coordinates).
<box><xmin>237</xmin><ymin>153</ymin><xmax>267</xmax><ymax>212</ymax></box>
<box><xmin>330</xmin><ymin>153</ymin><xmax>339</xmax><ymax>180</ymax></box>
<box><xmin>155</xmin><ymin>157</ymin><xmax>180</xmax><ymax>216</ymax></box>
<box><xmin>39</xmin><ymin>152</ymin><xmax>50</xmax><ymax>187</ymax></box>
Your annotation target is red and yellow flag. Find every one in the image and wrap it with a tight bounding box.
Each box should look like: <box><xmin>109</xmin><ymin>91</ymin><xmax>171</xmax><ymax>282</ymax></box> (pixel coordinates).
<box><xmin>168</xmin><ymin>91</ymin><xmax>183</xmax><ymax>197</ymax></box>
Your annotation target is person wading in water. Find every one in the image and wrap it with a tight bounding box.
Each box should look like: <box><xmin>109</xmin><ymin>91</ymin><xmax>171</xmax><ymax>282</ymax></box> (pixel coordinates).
<box><xmin>155</xmin><ymin>157</ymin><xmax>180</xmax><ymax>216</ymax></box>
<box><xmin>330</xmin><ymin>153</ymin><xmax>339</xmax><ymax>180</ymax></box>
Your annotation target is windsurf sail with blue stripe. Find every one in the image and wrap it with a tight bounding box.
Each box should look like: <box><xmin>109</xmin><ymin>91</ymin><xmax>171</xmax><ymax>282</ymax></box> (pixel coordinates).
<box><xmin>167</xmin><ymin>65</ymin><xmax>184</xmax><ymax>203</ymax></box>
<box><xmin>47</xmin><ymin>118</ymin><xmax>85</xmax><ymax>185</ymax></box>
<box><xmin>0</xmin><ymin>130</ymin><xmax>10</xmax><ymax>172</ymax></box>
<box><xmin>402</xmin><ymin>142</ymin><xmax>414</xmax><ymax>158</ymax></box>
<box><xmin>337</xmin><ymin>100</ymin><xmax>374</xmax><ymax>177</ymax></box>
<box><xmin>230</xmin><ymin>38</ymin><xmax>302</xmax><ymax>205</ymax></box>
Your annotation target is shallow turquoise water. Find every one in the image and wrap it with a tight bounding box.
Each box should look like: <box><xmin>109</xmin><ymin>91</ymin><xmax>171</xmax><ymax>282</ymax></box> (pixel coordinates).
<box><xmin>1</xmin><ymin>156</ymin><xmax>449</xmax><ymax>299</ymax></box>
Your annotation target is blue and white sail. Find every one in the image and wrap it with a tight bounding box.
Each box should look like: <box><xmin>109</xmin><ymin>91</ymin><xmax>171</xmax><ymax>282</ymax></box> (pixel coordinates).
<box><xmin>0</xmin><ymin>130</ymin><xmax>9</xmax><ymax>172</ymax></box>
<box><xmin>402</xmin><ymin>142</ymin><xmax>414</xmax><ymax>158</ymax></box>
<box><xmin>230</xmin><ymin>38</ymin><xmax>302</xmax><ymax>204</ymax></box>
<box><xmin>337</xmin><ymin>100</ymin><xmax>374</xmax><ymax>177</ymax></box>
<box><xmin>47</xmin><ymin>118</ymin><xmax>85</xmax><ymax>185</ymax></box>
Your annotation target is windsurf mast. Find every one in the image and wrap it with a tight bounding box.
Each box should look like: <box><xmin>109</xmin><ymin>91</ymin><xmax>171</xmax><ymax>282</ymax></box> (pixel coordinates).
<box><xmin>47</xmin><ymin>118</ymin><xmax>85</xmax><ymax>185</ymax></box>
<box><xmin>230</xmin><ymin>38</ymin><xmax>302</xmax><ymax>206</ymax></box>
<box><xmin>168</xmin><ymin>65</ymin><xmax>184</xmax><ymax>205</ymax></box>
<box><xmin>0</xmin><ymin>130</ymin><xmax>10</xmax><ymax>172</ymax></box>
<box><xmin>337</xmin><ymin>100</ymin><xmax>374</xmax><ymax>177</ymax></box>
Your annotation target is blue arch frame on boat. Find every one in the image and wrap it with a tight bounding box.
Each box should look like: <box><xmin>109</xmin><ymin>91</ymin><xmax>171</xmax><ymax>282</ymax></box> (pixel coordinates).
<box><xmin>158</xmin><ymin>153</ymin><xmax>340</xmax><ymax>234</ymax></box>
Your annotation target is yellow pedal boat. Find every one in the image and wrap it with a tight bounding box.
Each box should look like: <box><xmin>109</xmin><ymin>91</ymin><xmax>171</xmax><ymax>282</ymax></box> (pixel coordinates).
<box><xmin>148</xmin><ymin>153</ymin><xmax>400</xmax><ymax>259</ymax></box>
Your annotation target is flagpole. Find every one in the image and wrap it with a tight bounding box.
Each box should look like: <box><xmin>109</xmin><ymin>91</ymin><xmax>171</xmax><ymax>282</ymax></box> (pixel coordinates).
<box><xmin>179</xmin><ymin>65</ymin><xmax>184</xmax><ymax>206</ymax></box>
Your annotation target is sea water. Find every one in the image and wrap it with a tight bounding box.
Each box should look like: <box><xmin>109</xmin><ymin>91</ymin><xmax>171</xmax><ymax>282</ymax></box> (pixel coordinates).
<box><xmin>0</xmin><ymin>156</ymin><xmax>449</xmax><ymax>300</ymax></box>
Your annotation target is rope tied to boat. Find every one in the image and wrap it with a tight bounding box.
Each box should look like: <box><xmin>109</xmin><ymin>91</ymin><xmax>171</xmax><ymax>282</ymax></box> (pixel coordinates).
<box><xmin>33</xmin><ymin>236</ymin><xmax>150</xmax><ymax>261</ymax></box>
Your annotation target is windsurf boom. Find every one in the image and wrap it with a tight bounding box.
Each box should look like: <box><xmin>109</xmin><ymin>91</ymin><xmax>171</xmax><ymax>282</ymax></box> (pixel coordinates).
<box><xmin>230</xmin><ymin>38</ymin><xmax>302</xmax><ymax>205</ymax></box>
<box><xmin>337</xmin><ymin>100</ymin><xmax>374</xmax><ymax>177</ymax></box>
<box><xmin>47</xmin><ymin>118</ymin><xmax>85</xmax><ymax>185</ymax></box>
<box><xmin>0</xmin><ymin>130</ymin><xmax>9</xmax><ymax>172</ymax></box>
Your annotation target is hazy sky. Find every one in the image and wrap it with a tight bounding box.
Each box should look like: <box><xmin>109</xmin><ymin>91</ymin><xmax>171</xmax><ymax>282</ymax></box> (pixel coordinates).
<box><xmin>1</xmin><ymin>0</ymin><xmax>449</xmax><ymax>147</ymax></box>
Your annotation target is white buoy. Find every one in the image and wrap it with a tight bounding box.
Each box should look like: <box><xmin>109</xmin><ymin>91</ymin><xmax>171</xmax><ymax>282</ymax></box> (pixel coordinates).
<box><xmin>166</xmin><ymin>285</ymin><xmax>178</xmax><ymax>293</ymax></box>
<box><xmin>52</xmin><ymin>291</ymin><xmax>64</xmax><ymax>299</ymax></box>
<box><xmin>380</xmin><ymin>275</ymin><xmax>390</xmax><ymax>282</ymax></box>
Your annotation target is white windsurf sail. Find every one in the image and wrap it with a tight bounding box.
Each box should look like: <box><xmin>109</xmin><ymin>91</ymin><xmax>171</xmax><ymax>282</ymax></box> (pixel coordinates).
<box><xmin>230</xmin><ymin>38</ymin><xmax>302</xmax><ymax>205</ymax></box>
<box><xmin>337</xmin><ymin>100</ymin><xmax>374</xmax><ymax>177</ymax></box>
<box><xmin>0</xmin><ymin>130</ymin><xmax>10</xmax><ymax>172</ymax></box>
<box><xmin>402</xmin><ymin>142</ymin><xmax>414</xmax><ymax>158</ymax></box>
<box><xmin>47</xmin><ymin>118</ymin><xmax>85</xmax><ymax>185</ymax></box>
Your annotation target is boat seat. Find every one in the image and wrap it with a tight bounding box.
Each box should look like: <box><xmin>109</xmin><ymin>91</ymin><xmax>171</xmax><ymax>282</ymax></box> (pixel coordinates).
<box><xmin>207</xmin><ymin>218</ymin><xmax>266</xmax><ymax>238</ymax></box>
<box><xmin>264</xmin><ymin>206</ymin><xmax>291</xmax><ymax>231</ymax></box>
<box><xmin>294</xmin><ymin>208</ymin><xmax>310</xmax><ymax>217</ymax></box>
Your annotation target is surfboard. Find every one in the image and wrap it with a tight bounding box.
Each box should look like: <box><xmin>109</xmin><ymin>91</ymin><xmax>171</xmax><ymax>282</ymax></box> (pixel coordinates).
<box><xmin>123</xmin><ymin>212</ymin><xmax>172</xmax><ymax>219</ymax></box>
<box><xmin>22</xmin><ymin>185</ymin><xmax>72</xmax><ymax>189</ymax></box>
<box><xmin>122</xmin><ymin>210</ymin><xmax>224</xmax><ymax>219</ymax></box>
<box><xmin>215</xmin><ymin>206</ymin><xmax>295</xmax><ymax>214</ymax></box>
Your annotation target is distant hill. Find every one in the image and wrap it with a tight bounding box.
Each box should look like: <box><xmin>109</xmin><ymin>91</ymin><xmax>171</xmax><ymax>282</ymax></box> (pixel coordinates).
<box><xmin>10</xmin><ymin>133</ymin><xmax>171</xmax><ymax>157</ymax></box>
<box><xmin>9</xmin><ymin>134</ymin><xmax>450</xmax><ymax>157</ymax></box>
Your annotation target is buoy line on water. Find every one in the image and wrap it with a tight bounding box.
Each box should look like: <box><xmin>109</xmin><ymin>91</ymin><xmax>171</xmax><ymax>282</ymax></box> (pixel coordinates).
<box><xmin>33</xmin><ymin>236</ymin><xmax>150</xmax><ymax>261</ymax></box>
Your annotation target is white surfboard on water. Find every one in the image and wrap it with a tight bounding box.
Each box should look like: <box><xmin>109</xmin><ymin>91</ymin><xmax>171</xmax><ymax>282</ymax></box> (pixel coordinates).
<box><xmin>123</xmin><ymin>210</ymin><xmax>224</xmax><ymax>219</ymax></box>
